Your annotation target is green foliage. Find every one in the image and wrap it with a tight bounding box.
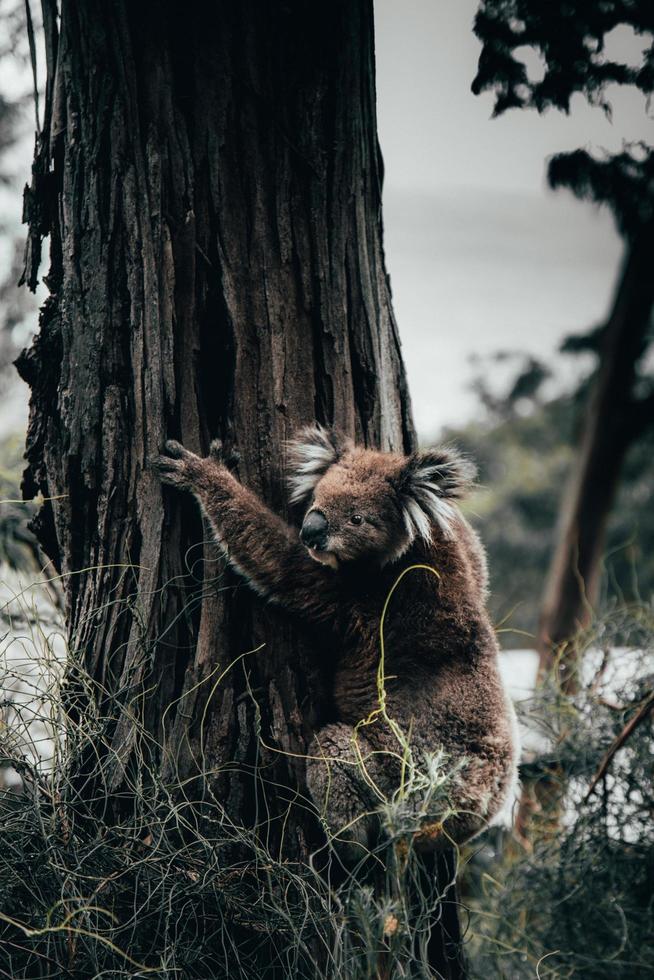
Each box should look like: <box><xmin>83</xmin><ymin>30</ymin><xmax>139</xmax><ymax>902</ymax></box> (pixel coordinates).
<box><xmin>0</xmin><ymin>91</ymin><xmax>20</xmax><ymax>177</ymax></box>
<box><xmin>472</xmin><ymin>0</ymin><xmax>653</xmax><ymax>115</ymax></box>
<box><xmin>0</xmin><ymin>433</ymin><xmax>38</xmax><ymax>571</ymax></box>
<box><xmin>548</xmin><ymin>145</ymin><xmax>654</xmax><ymax>236</ymax></box>
<box><xmin>472</xmin><ymin>0</ymin><xmax>654</xmax><ymax>233</ymax></box>
<box><xmin>465</xmin><ymin>605</ymin><xmax>654</xmax><ymax>978</ymax></box>
<box><xmin>446</xmin><ymin>389</ymin><xmax>654</xmax><ymax>647</ymax></box>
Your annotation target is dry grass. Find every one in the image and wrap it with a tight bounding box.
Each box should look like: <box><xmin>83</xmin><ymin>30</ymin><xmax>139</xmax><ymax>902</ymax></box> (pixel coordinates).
<box><xmin>465</xmin><ymin>603</ymin><xmax>654</xmax><ymax>979</ymax></box>
<box><xmin>0</xmin><ymin>569</ymin><xmax>464</xmax><ymax>979</ymax></box>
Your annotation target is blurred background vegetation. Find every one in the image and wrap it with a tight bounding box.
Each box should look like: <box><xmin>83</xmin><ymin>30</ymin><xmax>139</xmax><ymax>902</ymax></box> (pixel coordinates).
<box><xmin>446</xmin><ymin>351</ymin><xmax>654</xmax><ymax>647</ymax></box>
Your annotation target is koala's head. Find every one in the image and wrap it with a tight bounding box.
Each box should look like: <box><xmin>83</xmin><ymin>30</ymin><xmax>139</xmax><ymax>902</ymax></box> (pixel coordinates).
<box><xmin>287</xmin><ymin>425</ymin><xmax>476</xmax><ymax>569</ymax></box>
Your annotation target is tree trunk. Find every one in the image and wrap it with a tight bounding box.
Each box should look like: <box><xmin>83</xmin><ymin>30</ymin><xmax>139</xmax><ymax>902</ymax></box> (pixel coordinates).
<box><xmin>517</xmin><ymin>227</ymin><xmax>654</xmax><ymax>846</ymax></box>
<box><xmin>537</xmin><ymin>224</ymin><xmax>654</xmax><ymax>685</ymax></box>
<box><xmin>17</xmin><ymin>1</ymin><xmax>464</xmax><ymax>975</ymax></box>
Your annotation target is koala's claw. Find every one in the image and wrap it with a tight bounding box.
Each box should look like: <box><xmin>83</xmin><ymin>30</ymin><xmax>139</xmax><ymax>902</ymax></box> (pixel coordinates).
<box><xmin>210</xmin><ymin>439</ymin><xmax>240</xmax><ymax>470</ymax></box>
<box><xmin>153</xmin><ymin>440</ymin><xmax>201</xmax><ymax>490</ymax></box>
<box><xmin>152</xmin><ymin>454</ymin><xmax>186</xmax><ymax>487</ymax></box>
<box><xmin>164</xmin><ymin>439</ymin><xmax>187</xmax><ymax>459</ymax></box>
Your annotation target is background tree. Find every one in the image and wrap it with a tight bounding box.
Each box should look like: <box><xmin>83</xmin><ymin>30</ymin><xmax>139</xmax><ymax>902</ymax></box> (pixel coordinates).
<box><xmin>13</xmin><ymin>0</ymin><xmax>463</xmax><ymax>974</ymax></box>
<box><xmin>445</xmin><ymin>356</ymin><xmax>654</xmax><ymax>650</ymax></box>
<box><xmin>472</xmin><ymin>0</ymin><xmax>654</xmax><ymax>679</ymax></box>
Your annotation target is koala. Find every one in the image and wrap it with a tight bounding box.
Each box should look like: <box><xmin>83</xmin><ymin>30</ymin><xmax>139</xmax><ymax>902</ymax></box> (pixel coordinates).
<box><xmin>154</xmin><ymin>426</ymin><xmax>518</xmax><ymax>854</ymax></box>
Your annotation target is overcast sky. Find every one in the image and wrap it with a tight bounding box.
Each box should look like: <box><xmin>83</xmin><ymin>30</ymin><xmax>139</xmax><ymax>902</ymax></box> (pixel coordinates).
<box><xmin>377</xmin><ymin>0</ymin><xmax>650</xmax><ymax>195</ymax></box>
<box><xmin>375</xmin><ymin>0</ymin><xmax>649</xmax><ymax>435</ymax></box>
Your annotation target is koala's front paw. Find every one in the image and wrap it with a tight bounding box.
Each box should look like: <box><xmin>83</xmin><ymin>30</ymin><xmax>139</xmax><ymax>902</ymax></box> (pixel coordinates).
<box><xmin>152</xmin><ymin>439</ymin><xmax>204</xmax><ymax>491</ymax></box>
<box><xmin>209</xmin><ymin>439</ymin><xmax>240</xmax><ymax>471</ymax></box>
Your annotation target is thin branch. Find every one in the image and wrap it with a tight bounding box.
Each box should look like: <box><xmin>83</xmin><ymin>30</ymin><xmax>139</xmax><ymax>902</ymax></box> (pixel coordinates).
<box><xmin>24</xmin><ymin>0</ymin><xmax>40</xmax><ymax>132</ymax></box>
<box><xmin>585</xmin><ymin>689</ymin><xmax>654</xmax><ymax>800</ymax></box>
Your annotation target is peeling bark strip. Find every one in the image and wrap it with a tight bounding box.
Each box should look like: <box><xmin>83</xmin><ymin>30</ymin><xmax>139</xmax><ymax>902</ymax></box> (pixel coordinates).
<box><xmin>18</xmin><ymin>1</ymin><xmax>463</xmax><ymax>974</ymax></box>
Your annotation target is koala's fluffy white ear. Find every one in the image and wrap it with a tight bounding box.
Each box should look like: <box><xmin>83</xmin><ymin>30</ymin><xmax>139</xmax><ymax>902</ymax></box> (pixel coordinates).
<box><xmin>286</xmin><ymin>424</ymin><xmax>350</xmax><ymax>506</ymax></box>
<box><xmin>395</xmin><ymin>446</ymin><xmax>476</xmax><ymax>541</ymax></box>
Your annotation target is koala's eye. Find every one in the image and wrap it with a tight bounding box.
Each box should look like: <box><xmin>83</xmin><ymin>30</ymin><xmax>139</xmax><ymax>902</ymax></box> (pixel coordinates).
<box><xmin>349</xmin><ymin>514</ymin><xmax>364</xmax><ymax>526</ymax></box>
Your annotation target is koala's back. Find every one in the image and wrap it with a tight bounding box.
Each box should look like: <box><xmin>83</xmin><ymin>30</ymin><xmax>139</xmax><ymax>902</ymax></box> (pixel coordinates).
<box><xmin>330</xmin><ymin>515</ymin><xmax>494</xmax><ymax>711</ymax></box>
<box><xmin>327</xmin><ymin>521</ymin><xmax>518</xmax><ymax>835</ymax></box>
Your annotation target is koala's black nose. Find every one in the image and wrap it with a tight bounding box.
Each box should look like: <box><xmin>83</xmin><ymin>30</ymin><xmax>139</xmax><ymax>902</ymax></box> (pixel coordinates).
<box><xmin>300</xmin><ymin>511</ymin><xmax>329</xmax><ymax>550</ymax></box>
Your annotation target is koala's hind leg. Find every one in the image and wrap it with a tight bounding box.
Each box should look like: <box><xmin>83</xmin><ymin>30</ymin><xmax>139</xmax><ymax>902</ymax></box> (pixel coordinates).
<box><xmin>306</xmin><ymin>725</ymin><xmax>494</xmax><ymax>856</ymax></box>
<box><xmin>306</xmin><ymin>723</ymin><xmax>395</xmax><ymax>860</ymax></box>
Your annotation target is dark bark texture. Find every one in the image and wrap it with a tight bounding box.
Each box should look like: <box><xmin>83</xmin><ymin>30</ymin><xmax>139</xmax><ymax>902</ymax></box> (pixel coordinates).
<box><xmin>18</xmin><ymin>0</ymin><xmax>465</xmax><ymax>975</ymax></box>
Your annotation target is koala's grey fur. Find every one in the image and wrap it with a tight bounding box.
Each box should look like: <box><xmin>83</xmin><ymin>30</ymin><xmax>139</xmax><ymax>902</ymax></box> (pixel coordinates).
<box><xmin>155</xmin><ymin>426</ymin><xmax>519</xmax><ymax>854</ymax></box>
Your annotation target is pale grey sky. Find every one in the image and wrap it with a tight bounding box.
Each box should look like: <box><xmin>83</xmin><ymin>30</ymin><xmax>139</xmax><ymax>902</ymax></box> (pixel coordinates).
<box><xmin>375</xmin><ymin>0</ymin><xmax>649</xmax><ymax>435</ymax></box>
<box><xmin>376</xmin><ymin>0</ymin><xmax>650</xmax><ymax>195</ymax></box>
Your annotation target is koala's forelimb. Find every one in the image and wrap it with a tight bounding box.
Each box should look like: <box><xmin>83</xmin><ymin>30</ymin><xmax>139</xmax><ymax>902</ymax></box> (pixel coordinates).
<box><xmin>154</xmin><ymin>440</ymin><xmax>339</xmax><ymax>621</ymax></box>
<box><xmin>155</xmin><ymin>430</ymin><xmax>519</xmax><ymax>852</ymax></box>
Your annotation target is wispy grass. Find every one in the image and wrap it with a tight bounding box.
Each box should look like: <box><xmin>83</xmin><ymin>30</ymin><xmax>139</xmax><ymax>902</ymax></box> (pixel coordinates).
<box><xmin>465</xmin><ymin>602</ymin><xmax>654</xmax><ymax>980</ymax></box>
<box><xmin>3</xmin><ymin>539</ymin><xmax>653</xmax><ymax>978</ymax></box>
<box><xmin>0</xmin><ymin>568</ymin><xmax>465</xmax><ymax>979</ymax></box>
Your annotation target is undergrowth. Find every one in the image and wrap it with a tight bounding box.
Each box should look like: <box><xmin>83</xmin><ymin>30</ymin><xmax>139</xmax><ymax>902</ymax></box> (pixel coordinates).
<box><xmin>3</xmin><ymin>565</ymin><xmax>653</xmax><ymax>978</ymax></box>
<box><xmin>0</xmin><ymin>570</ymin><xmax>464</xmax><ymax>979</ymax></box>
<box><xmin>466</xmin><ymin>603</ymin><xmax>654</xmax><ymax>979</ymax></box>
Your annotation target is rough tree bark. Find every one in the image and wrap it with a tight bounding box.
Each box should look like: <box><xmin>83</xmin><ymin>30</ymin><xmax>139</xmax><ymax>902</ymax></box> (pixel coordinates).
<box><xmin>537</xmin><ymin>223</ymin><xmax>654</xmax><ymax>684</ymax></box>
<box><xmin>17</xmin><ymin>0</ymin><xmax>465</xmax><ymax>975</ymax></box>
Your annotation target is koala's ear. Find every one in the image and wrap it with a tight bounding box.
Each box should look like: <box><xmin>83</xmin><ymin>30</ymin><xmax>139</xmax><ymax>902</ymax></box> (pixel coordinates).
<box><xmin>395</xmin><ymin>446</ymin><xmax>476</xmax><ymax>541</ymax></box>
<box><xmin>286</xmin><ymin>424</ymin><xmax>350</xmax><ymax>506</ymax></box>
